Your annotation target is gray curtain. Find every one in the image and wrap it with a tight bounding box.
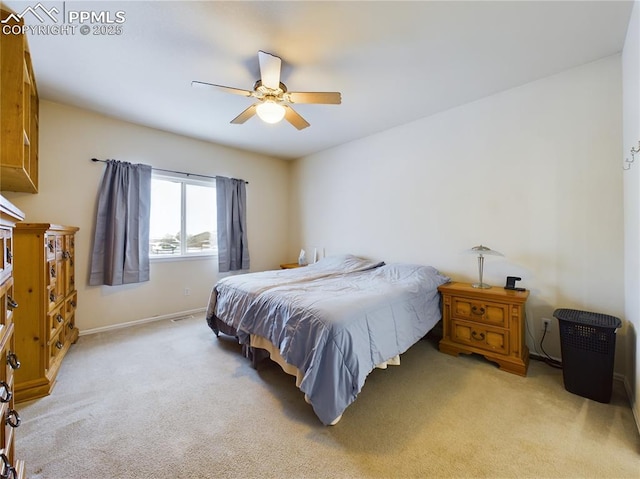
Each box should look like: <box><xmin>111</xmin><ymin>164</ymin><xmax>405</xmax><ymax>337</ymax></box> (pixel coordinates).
<box><xmin>89</xmin><ymin>160</ymin><xmax>152</xmax><ymax>286</ymax></box>
<box><xmin>216</xmin><ymin>176</ymin><xmax>249</xmax><ymax>272</ymax></box>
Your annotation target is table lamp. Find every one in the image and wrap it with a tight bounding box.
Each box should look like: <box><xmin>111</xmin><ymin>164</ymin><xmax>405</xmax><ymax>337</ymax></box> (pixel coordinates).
<box><xmin>468</xmin><ymin>244</ymin><xmax>503</xmax><ymax>289</ymax></box>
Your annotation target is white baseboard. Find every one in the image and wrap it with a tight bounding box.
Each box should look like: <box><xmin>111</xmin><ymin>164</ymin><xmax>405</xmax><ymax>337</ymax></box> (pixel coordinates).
<box><xmin>79</xmin><ymin>308</ymin><xmax>206</xmax><ymax>336</ymax></box>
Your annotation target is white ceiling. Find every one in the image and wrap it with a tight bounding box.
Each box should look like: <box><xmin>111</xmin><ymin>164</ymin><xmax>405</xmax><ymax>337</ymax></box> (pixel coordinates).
<box><xmin>6</xmin><ymin>0</ymin><xmax>634</xmax><ymax>160</ymax></box>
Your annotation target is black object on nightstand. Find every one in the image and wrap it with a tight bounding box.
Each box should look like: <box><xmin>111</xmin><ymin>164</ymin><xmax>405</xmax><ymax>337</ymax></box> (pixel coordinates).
<box><xmin>504</xmin><ymin>276</ymin><xmax>526</xmax><ymax>291</ymax></box>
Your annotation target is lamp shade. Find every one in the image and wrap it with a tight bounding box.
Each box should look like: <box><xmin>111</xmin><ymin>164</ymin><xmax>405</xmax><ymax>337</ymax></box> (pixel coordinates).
<box><xmin>256</xmin><ymin>100</ymin><xmax>285</xmax><ymax>124</ymax></box>
<box><xmin>467</xmin><ymin>244</ymin><xmax>503</xmax><ymax>257</ymax></box>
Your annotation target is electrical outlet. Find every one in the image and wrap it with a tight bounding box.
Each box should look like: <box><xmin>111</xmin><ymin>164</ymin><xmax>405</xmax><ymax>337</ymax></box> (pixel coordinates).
<box><xmin>184</xmin><ymin>288</ymin><xmax>191</xmax><ymax>296</ymax></box>
<box><xmin>541</xmin><ymin>318</ymin><xmax>552</xmax><ymax>333</ymax></box>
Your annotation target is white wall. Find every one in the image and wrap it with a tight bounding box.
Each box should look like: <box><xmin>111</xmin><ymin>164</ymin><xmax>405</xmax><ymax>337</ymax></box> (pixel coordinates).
<box><xmin>291</xmin><ymin>56</ymin><xmax>625</xmax><ymax>372</ymax></box>
<box><xmin>622</xmin><ymin>0</ymin><xmax>640</xmax><ymax>429</ymax></box>
<box><xmin>3</xmin><ymin>100</ymin><xmax>291</xmax><ymax>332</ymax></box>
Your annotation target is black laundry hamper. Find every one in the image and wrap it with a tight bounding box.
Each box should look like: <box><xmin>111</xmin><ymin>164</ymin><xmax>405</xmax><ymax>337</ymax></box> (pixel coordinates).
<box><xmin>552</xmin><ymin>308</ymin><xmax>621</xmax><ymax>403</ymax></box>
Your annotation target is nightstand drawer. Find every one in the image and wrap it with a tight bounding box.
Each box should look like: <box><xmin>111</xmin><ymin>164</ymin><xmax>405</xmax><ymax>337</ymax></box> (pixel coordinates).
<box><xmin>450</xmin><ymin>319</ymin><xmax>509</xmax><ymax>355</ymax></box>
<box><xmin>451</xmin><ymin>297</ymin><xmax>509</xmax><ymax>327</ymax></box>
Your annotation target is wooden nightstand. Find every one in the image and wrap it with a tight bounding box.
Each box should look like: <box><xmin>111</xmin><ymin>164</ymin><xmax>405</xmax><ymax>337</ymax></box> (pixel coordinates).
<box><xmin>438</xmin><ymin>282</ymin><xmax>529</xmax><ymax>376</ymax></box>
<box><xmin>280</xmin><ymin>262</ymin><xmax>305</xmax><ymax>269</ymax></box>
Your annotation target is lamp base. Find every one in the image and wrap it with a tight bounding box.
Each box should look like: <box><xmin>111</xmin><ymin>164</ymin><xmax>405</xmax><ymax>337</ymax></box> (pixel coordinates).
<box><xmin>472</xmin><ymin>282</ymin><xmax>492</xmax><ymax>289</ymax></box>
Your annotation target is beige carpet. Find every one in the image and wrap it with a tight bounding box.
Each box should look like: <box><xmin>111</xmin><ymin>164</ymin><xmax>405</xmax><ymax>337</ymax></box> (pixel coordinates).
<box><xmin>16</xmin><ymin>314</ymin><xmax>639</xmax><ymax>479</ymax></box>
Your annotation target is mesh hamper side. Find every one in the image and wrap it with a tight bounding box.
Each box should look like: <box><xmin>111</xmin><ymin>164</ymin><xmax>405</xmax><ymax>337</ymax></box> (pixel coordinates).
<box><xmin>554</xmin><ymin>309</ymin><xmax>621</xmax><ymax>403</ymax></box>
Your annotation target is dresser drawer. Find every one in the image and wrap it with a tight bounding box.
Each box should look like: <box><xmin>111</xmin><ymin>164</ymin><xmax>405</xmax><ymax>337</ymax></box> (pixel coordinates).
<box><xmin>0</xmin><ymin>227</ymin><xmax>12</xmax><ymax>286</ymax></box>
<box><xmin>47</xmin><ymin>329</ymin><xmax>65</xmax><ymax>368</ymax></box>
<box><xmin>45</xmin><ymin>235</ymin><xmax>56</xmax><ymax>261</ymax></box>
<box><xmin>450</xmin><ymin>319</ymin><xmax>510</xmax><ymax>355</ymax></box>
<box><xmin>3</xmin><ymin>401</ymin><xmax>19</xmax><ymax>464</ymax></box>
<box><xmin>47</xmin><ymin>303</ymin><xmax>65</xmax><ymax>341</ymax></box>
<box><xmin>0</xmin><ymin>278</ymin><xmax>16</xmax><ymax>336</ymax></box>
<box><xmin>450</xmin><ymin>296</ymin><xmax>509</xmax><ymax>328</ymax></box>
<box><xmin>66</xmin><ymin>291</ymin><xmax>77</xmax><ymax>316</ymax></box>
<box><xmin>3</xmin><ymin>337</ymin><xmax>19</xmax><ymax>398</ymax></box>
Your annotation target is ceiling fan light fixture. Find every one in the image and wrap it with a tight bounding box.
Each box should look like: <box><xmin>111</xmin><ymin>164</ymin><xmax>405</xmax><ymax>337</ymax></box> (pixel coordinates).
<box><xmin>256</xmin><ymin>100</ymin><xmax>285</xmax><ymax>124</ymax></box>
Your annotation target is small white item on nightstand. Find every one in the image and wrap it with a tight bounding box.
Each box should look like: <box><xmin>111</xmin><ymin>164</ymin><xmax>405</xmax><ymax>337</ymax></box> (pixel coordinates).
<box><xmin>298</xmin><ymin>249</ymin><xmax>308</xmax><ymax>266</ymax></box>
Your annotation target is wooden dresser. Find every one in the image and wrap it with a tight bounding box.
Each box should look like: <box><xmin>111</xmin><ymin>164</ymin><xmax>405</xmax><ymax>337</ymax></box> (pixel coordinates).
<box><xmin>0</xmin><ymin>197</ymin><xmax>26</xmax><ymax>478</ymax></box>
<box><xmin>13</xmin><ymin>224</ymin><xmax>79</xmax><ymax>402</ymax></box>
<box><xmin>438</xmin><ymin>282</ymin><xmax>529</xmax><ymax>376</ymax></box>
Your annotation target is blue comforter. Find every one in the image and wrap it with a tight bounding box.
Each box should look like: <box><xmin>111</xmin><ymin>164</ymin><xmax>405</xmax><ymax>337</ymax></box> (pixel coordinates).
<box><xmin>207</xmin><ymin>254</ymin><xmax>384</xmax><ymax>331</ymax></box>
<box><xmin>211</xmin><ymin>261</ymin><xmax>449</xmax><ymax>425</ymax></box>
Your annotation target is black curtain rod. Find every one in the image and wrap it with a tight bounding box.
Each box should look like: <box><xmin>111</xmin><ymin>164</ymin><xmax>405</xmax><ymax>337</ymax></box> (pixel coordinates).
<box><xmin>90</xmin><ymin>158</ymin><xmax>248</xmax><ymax>184</ymax></box>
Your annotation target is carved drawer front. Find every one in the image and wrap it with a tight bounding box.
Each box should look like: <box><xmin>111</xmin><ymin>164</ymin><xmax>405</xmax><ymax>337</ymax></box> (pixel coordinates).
<box><xmin>0</xmin><ymin>344</ymin><xmax>10</xmax><ymax>392</ymax></box>
<box><xmin>45</xmin><ymin>235</ymin><xmax>55</xmax><ymax>261</ymax></box>
<box><xmin>63</xmin><ymin>234</ymin><xmax>75</xmax><ymax>295</ymax></box>
<box><xmin>451</xmin><ymin>297</ymin><xmax>509</xmax><ymax>328</ymax></box>
<box><xmin>0</xmin><ymin>366</ymin><xmax>16</xmax><ymax>451</ymax></box>
<box><xmin>55</xmin><ymin>236</ymin><xmax>64</xmax><ymax>261</ymax></box>
<box><xmin>4</xmin><ymin>341</ymin><xmax>20</xmax><ymax>398</ymax></box>
<box><xmin>65</xmin><ymin>291</ymin><xmax>77</xmax><ymax>332</ymax></box>
<box><xmin>0</xmin><ymin>228</ymin><xmax>12</xmax><ymax>285</ymax></box>
<box><xmin>66</xmin><ymin>291</ymin><xmax>77</xmax><ymax>314</ymax></box>
<box><xmin>4</xmin><ymin>405</ymin><xmax>18</xmax><ymax>464</ymax></box>
<box><xmin>47</xmin><ymin>303</ymin><xmax>65</xmax><ymax>341</ymax></box>
<box><xmin>47</xmin><ymin>328</ymin><xmax>65</xmax><ymax>368</ymax></box>
<box><xmin>1</xmin><ymin>345</ymin><xmax>20</xmax><ymax>465</ymax></box>
<box><xmin>47</xmin><ymin>258</ymin><xmax>57</xmax><ymax>312</ymax></box>
<box><xmin>0</xmin><ymin>278</ymin><xmax>16</xmax><ymax>335</ymax></box>
<box><xmin>0</xmin><ymin>390</ymin><xmax>9</xmax><ymax>455</ymax></box>
<box><xmin>450</xmin><ymin>319</ymin><xmax>510</xmax><ymax>355</ymax></box>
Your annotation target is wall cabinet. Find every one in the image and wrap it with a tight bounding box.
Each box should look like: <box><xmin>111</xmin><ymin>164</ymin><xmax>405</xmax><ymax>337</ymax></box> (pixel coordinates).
<box><xmin>0</xmin><ymin>6</ymin><xmax>39</xmax><ymax>193</ymax></box>
<box><xmin>0</xmin><ymin>196</ymin><xmax>26</xmax><ymax>478</ymax></box>
<box><xmin>13</xmin><ymin>224</ymin><xmax>79</xmax><ymax>402</ymax></box>
<box><xmin>438</xmin><ymin>282</ymin><xmax>529</xmax><ymax>376</ymax></box>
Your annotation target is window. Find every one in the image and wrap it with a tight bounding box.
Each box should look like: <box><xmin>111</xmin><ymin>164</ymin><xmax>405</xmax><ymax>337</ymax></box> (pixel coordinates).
<box><xmin>149</xmin><ymin>173</ymin><xmax>217</xmax><ymax>258</ymax></box>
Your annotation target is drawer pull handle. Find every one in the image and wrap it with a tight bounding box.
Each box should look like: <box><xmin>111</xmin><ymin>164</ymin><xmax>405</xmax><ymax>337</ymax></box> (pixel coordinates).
<box><xmin>50</xmin><ymin>266</ymin><xmax>56</xmax><ymax>278</ymax></box>
<box><xmin>70</xmin><ymin>301</ymin><xmax>76</xmax><ymax>308</ymax></box>
<box><xmin>5</xmin><ymin>248</ymin><xmax>11</xmax><ymax>263</ymax></box>
<box><xmin>0</xmin><ymin>382</ymin><xmax>12</xmax><ymax>403</ymax></box>
<box><xmin>48</xmin><ymin>242</ymin><xmax>54</xmax><ymax>253</ymax></box>
<box><xmin>62</xmin><ymin>251</ymin><xmax>70</xmax><ymax>260</ymax></box>
<box><xmin>55</xmin><ymin>341</ymin><xmax>63</xmax><ymax>350</ymax></box>
<box><xmin>0</xmin><ymin>453</ymin><xmax>16</xmax><ymax>479</ymax></box>
<box><xmin>68</xmin><ymin>323</ymin><xmax>74</xmax><ymax>330</ymax></box>
<box><xmin>6</xmin><ymin>297</ymin><xmax>17</xmax><ymax>310</ymax></box>
<box><xmin>471</xmin><ymin>331</ymin><xmax>486</xmax><ymax>341</ymax></box>
<box><xmin>5</xmin><ymin>409</ymin><xmax>20</xmax><ymax>428</ymax></box>
<box><xmin>56</xmin><ymin>314</ymin><xmax>63</xmax><ymax>323</ymax></box>
<box><xmin>6</xmin><ymin>352</ymin><xmax>20</xmax><ymax>370</ymax></box>
<box><xmin>471</xmin><ymin>306</ymin><xmax>485</xmax><ymax>315</ymax></box>
<box><xmin>50</xmin><ymin>292</ymin><xmax>56</xmax><ymax>302</ymax></box>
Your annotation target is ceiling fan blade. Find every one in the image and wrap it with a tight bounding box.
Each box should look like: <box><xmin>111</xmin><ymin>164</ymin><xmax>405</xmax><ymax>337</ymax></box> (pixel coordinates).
<box><xmin>286</xmin><ymin>91</ymin><xmax>342</xmax><ymax>105</ymax></box>
<box><xmin>230</xmin><ymin>104</ymin><xmax>258</xmax><ymax>124</ymax></box>
<box><xmin>258</xmin><ymin>50</ymin><xmax>281</xmax><ymax>90</ymax></box>
<box><xmin>191</xmin><ymin>81</ymin><xmax>253</xmax><ymax>97</ymax></box>
<box><xmin>283</xmin><ymin>105</ymin><xmax>310</xmax><ymax>130</ymax></box>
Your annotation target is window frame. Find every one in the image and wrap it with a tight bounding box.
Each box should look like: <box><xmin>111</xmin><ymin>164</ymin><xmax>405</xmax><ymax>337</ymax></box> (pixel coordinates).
<box><xmin>149</xmin><ymin>172</ymin><xmax>217</xmax><ymax>262</ymax></box>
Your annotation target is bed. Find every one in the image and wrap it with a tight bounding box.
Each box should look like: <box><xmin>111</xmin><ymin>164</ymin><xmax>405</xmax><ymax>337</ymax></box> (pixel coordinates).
<box><xmin>206</xmin><ymin>254</ymin><xmax>384</xmax><ymax>336</ymax></box>
<box><xmin>206</xmin><ymin>255</ymin><xmax>449</xmax><ymax>425</ymax></box>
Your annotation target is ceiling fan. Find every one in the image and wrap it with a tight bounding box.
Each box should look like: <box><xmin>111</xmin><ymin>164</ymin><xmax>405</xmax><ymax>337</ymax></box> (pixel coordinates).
<box><xmin>192</xmin><ymin>51</ymin><xmax>341</xmax><ymax>130</ymax></box>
